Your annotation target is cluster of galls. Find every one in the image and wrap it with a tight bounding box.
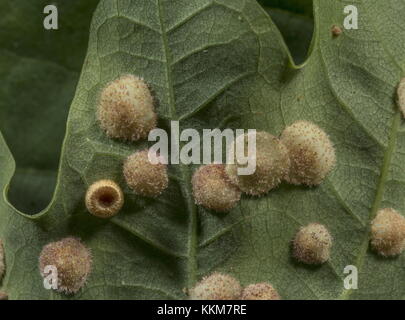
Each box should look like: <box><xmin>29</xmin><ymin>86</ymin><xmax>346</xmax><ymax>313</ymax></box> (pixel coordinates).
<box><xmin>189</xmin><ymin>272</ymin><xmax>280</xmax><ymax>300</ymax></box>
<box><xmin>291</xmin><ymin>207</ymin><xmax>405</xmax><ymax>266</ymax></box>
<box><xmin>37</xmin><ymin>75</ymin><xmax>168</xmax><ymax>295</ymax></box>
<box><xmin>85</xmin><ymin>75</ymin><xmax>169</xmax><ymax>219</ymax></box>
<box><xmin>190</xmin><ymin>123</ymin><xmax>337</xmax><ymax>265</ymax></box>
<box><xmin>288</xmin><ymin>77</ymin><xmax>405</xmax><ymax>264</ymax></box>
<box><xmin>35</xmin><ymin>74</ymin><xmax>405</xmax><ymax>296</ymax></box>
<box><xmin>192</xmin><ymin>121</ymin><xmax>336</xmax><ymax>213</ymax></box>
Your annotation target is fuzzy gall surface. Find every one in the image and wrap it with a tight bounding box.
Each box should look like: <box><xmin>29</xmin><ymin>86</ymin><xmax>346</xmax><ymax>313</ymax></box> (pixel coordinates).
<box><xmin>225</xmin><ymin>131</ymin><xmax>290</xmax><ymax>196</ymax></box>
<box><xmin>281</xmin><ymin>121</ymin><xmax>336</xmax><ymax>186</ymax></box>
<box><xmin>85</xmin><ymin>179</ymin><xmax>124</xmax><ymax>218</ymax></box>
<box><xmin>192</xmin><ymin>164</ymin><xmax>241</xmax><ymax>212</ymax></box>
<box><xmin>123</xmin><ymin>150</ymin><xmax>168</xmax><ymax>197</ymax></box>
<box><xmin>39</xmin><ymin>237</ymin><xmax>92</xmax><ymax>294</ymax></box>
<box><xmin>189</xmin><ymin>272</ymin><xmax>242</xmax><ymax>300</ymax></box>
<box><xmin>293</xmin><ymin>223</ymin><xmax>332</xmax><ymax>265</ymax></box>
<box><xmin>241</xmin><ymin>282</ymin><xmax>281</xmax><ymax>300</ymax></box>
<box><xmin>97</xmin><ymin>74</ymin><xmax>157</xmax><ymax>141</ymax></box>
<box><xmin>370</xmin><ymin>208</ymin><xmax>405</xmax><ymax>257</ymax></box>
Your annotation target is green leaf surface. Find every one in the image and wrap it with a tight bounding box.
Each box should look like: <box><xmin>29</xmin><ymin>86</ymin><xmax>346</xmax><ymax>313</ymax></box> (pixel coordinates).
<box><xmin>1</xmin><ymin>0</ymin><xmax>405</xmax><ymax>300</ymax></box>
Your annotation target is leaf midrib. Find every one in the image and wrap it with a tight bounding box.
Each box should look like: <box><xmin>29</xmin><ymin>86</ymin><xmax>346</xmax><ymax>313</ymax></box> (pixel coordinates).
<box><xmin>157</xmin><ymin>0</ymin><xmax>199</xmax><ymax>290</ymax></box>
<box><xmin>339</xmin><ymin>111</ymin><xmax>401</xmax><ymax>300</ymax></box>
